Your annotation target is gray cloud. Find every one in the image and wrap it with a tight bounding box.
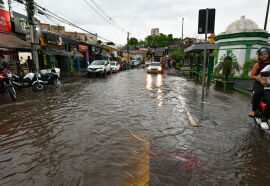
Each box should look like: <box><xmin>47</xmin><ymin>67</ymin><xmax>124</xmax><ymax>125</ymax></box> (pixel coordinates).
<box><xmin>5</xmin><ymin>0</ymin><xmax>270</xmax><ymax>44</ymax></box>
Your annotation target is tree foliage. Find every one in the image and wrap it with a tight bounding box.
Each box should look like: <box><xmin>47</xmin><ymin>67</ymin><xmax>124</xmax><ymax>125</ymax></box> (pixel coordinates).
<box><xmin>143</xmin><ymin>34</ymin><xmax>179</xmax><ymax>48</ymax></box>
<box><xmin>216</xmin><ymin>57</ymin><xmax>241</xmax><ymax>80</ymax></box>
<box><xmin>129</xmin><ymin>37</ymin><xmax>138</xmax><ymax>46</ymax></box>
<box><xmin>241</xmin><ymin>58</ymin><xmax>258</xmax><ymax>77</ymax></box>
<box><xmin>169</xmin><ymin>48</ymin><xmax>185</xmax><ymax>63</ymax></box>
<box><xmin>106</xmin><ymin>42</ymin><xmax>115</xmax><ymax>45</ymax></box>
<box><xmin>97</xmin><ymin>40</ymin><xmax>102</xmax><ymax>45</ymax></box>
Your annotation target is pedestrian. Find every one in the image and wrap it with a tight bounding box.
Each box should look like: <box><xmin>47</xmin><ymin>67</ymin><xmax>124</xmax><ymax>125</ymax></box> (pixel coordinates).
<box><xmin>16</xmin><ymin>56</ymin><xmax>22</xmax><ymax>75</ymax></box>
<box><xmin>26</xmin><ymin>56</ymin><xmax>34</xmax><ymax>72</ymax></box>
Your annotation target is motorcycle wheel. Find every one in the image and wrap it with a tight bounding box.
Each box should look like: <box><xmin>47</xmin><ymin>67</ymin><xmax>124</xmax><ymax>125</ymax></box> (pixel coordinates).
<box><xmin>32</xmin><ymin>82</ymin><xmax>47</xmax><ymax>92</ymax></box>
<box><xmin>53</xmin><ymin>78</ymin><xmax>64</xmax><ymax>87</ymax></box>
<box><xmin>7</xmin><ymin>86</ymin><xmax>16</xmax><ymax>101</ymax></box>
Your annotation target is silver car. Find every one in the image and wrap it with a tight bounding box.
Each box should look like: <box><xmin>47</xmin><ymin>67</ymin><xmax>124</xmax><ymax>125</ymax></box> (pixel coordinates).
<box><xmin>87</xmin><ymin>60</ymin><xmax>111</xmax><ymax>77</ymax></box>
<box><xmin>147</xmin><ymin>62</ymin><xmax>163</xmax><ymax>73</ymax></box>
<box><xmin>110</xmin><ymin>61</ymin><xmax>120</xmax><ymax>72</ymax></box>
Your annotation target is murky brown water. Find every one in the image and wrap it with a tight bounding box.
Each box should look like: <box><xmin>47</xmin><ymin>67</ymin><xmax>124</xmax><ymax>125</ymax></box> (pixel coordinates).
<box><xmin>0</xmin><ymin>69</ymin><xmax>270</xmax><ymax>186</ymax></box>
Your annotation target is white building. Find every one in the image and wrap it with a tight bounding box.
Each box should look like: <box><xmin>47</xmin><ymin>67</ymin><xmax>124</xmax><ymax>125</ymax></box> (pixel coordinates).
<box><xmin>214</xmin><ymin>16</ymin><xmax>270</xmax><ymax>75</ymax></box>
<box><xmin>151</xmin><ymin>28</ymin><xmax>160</xmax><ymax>36</ymax></box>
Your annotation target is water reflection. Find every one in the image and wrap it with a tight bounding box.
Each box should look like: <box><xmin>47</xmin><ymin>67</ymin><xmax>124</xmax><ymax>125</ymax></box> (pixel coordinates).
<box><xmin>146</xmin><ymin>74</ymin><xmax>164</xmax><ymax>107</ymax></box>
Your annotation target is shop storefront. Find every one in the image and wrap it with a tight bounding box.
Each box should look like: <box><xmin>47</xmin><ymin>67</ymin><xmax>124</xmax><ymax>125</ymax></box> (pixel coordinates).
<box><xmin>40</xmin><ymin>31</ymin><xmax>82</xmax><ymax>72</ymax></box>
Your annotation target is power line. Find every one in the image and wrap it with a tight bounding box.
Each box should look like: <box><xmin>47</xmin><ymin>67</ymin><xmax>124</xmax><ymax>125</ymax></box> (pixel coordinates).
<box><xmin>88</xmin><ymin>0</ymin><xmax>127</xmax><ymax>32</ymax></box>
<box><xmin>82</xmin><ymin>0</ymin><xmax>128</xmax><ymax>34</ymax></box>
<box><xmin>11</xmin><ymin>0</ymin><xmax>124</xmax><ymax>44</ymax></box>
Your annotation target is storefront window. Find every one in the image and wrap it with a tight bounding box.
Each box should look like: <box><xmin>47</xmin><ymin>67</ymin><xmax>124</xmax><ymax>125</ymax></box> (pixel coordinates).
<box><xmin>49</xmin><ymin>55</ymin><xmax>58</xmax><ymax>68</ymax></box>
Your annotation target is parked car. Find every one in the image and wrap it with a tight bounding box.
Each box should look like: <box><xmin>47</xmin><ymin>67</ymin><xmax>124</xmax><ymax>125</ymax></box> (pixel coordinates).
<box><xmin>87</xmin><ymin>60</ymin><xmax>111</xmax><ymax>77</ymax></box>
<box><xmin>147</xmin><ymin>62</ymin><xmax>163</xmax><ymax>73</ymax></box>
<box><xmin>110</xmin><ymin>61</ymin><xmax>120</xmax><ymax>72</ymax></box>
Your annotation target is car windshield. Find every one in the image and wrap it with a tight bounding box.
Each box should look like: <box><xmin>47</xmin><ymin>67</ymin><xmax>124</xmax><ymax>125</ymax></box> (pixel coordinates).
<box><xmin>92</xmin><ymin>61</ymin><xmax>105</xmax><ymax>65</ymax></box>
<box><xmin>150</xmin><ymin>63</ymin><xmax>161</xmax><ymax>66</ymax></box>
<box><xmin>110</xmin><ymin>62</ymin><xmax>116</xmax><ymax>66</ymax></box>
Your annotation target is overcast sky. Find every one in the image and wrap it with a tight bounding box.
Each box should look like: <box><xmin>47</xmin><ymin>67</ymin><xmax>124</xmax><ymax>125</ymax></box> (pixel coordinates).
<box><xmin>4</xmin><ymin>0</ymin><xmax>270</xmax><ymax>45</ymax></box>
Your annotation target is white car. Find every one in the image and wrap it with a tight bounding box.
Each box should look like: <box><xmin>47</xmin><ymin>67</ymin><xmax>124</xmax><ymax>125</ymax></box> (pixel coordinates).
<box><xmin>145</xmin><ymin>61</ymin><xmax>151</xmax><ymax>68</ymax></box>
<box><xmin>87</xmin><ymin>60</ymin><xmax>111</xmax><ymax>77</ymax></box>
<box><xmin>110</xmin><ymin>61</ymin><xmax>120</xmax><ymax>72</ymax></box>
<box><xmin>147</xmin><ymin>62</ymin><xmax>163</xmax><ymax>73</ymax></box>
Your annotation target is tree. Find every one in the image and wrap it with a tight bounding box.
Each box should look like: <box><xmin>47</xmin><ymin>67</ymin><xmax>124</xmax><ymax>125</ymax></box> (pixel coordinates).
<box><xmin>216</xmin><ymin>57</ymin><xmax>241</xmax><ymax>80</ymax></box>
<box><xmin>107</xmin><ymin>42</ymin><xmax>115</xmax><ymax>45</ymax></box>
<box><xmin>144</xmin><ymin>34</ymin><xmax>179</xmax><ymax>48</ymax></box>
<box><xmin>129</xmin><ymin>37</ymin><xmax>138</xmax><ymax>46</ymax></box>
<box><xmin>241</xmin><ymin>58</ymin><xmax>258</xmax><ymax>77</ymax></box>
<box><xmin>97</xmin><ymin>40</ymin><xmax>102</xmax><ymax>45</ymax></box>
<box><xmin>169</xmin><ymin>48</ymin><xmax>185</xmax><ymax>63</ymax></box>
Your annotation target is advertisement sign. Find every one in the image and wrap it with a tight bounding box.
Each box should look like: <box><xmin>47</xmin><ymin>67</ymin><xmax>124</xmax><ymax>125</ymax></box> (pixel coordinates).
<box><xmin>79</xmin><ymin>45</ymin><xmax>88</xmax><ymax>51</ymax></box>
<box><xmin>0</xmin><ymin>9</ymin><xmax>11</xmax><ymax>32</ymax></box>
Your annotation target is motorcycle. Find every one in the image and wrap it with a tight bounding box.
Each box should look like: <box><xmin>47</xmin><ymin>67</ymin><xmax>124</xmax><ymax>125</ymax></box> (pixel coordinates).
<box><xmin>12</xmin><ymin>73</ymin><xmax>34</xmax><ymax>89</ymax></box>
<box><xmin>0</xmin><ymin>70</ymin><xmax>16</xmax><ymax>101</ymax></box>
<box><xmin>39</xmin><ymin>68</ymin><xmax>63</xmax><ymax>87</ymax></box>
<box><xmin>31</xmin><ymin>72</ymin><xmax>47</xmax><ymax>92</ymax></box>
<box><xmin>253</xmin><ymin>71</ymin><xmax>270</xmax><ymax>131</ymax></box>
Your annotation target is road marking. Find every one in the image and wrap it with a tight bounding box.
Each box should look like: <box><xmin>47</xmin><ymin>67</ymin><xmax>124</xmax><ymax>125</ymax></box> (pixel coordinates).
<box><xmin>178</xmin><ymin>96</ymin><xmax>199</xmax><ymax>127</ymax></box>
<box><xmin>126</xmin><ymin>131</ymin><xmax>150</xmax><ymax>186</ymax></box>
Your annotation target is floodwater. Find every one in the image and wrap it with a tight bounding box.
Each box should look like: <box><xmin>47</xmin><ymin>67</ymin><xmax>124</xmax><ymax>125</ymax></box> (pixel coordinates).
<box><xmin>0</xmin><ymin>69</ymin><xmax>270</xmax><ymax>186</ymax></box>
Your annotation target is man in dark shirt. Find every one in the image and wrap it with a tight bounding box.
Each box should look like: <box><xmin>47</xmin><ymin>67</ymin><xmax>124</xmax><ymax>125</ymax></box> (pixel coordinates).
<box><xmin>26</xmin><ymin>56</ymin><xmax>34</xmax><ymax>72</ymax></box>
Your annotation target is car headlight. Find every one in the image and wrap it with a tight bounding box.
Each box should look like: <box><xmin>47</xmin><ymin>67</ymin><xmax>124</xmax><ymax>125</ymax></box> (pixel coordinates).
<box><xmin>158</xmin><ymin>67</ymin><xmax>162</xmax><ymax>71</ymax></box>
<box><xmin>147</xmin><ymin>67</ymin><xmax>151</xmax><ymax>70</ymax></box>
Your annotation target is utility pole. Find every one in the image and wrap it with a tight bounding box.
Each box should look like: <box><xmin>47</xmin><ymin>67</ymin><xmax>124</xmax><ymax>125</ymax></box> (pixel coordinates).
<box><xmin>264</xmin><ymin>0</ymin><xmax>270</xmax><ymax>30</ymax></box>
<box><xmin>182</xmin><ymin>18</ymin><xmax>184</xmax><ymax>40</ymax></box>
<box><xmin>202</xmin><ymin>9</ymin><xmax>209</xmax><ymax>102</ymax></box>
<box><xmin>127</xmin><ymin>32</ymin><xmax>130</xmax><ymax>62</ymax></box>
<box><xmin>26</xmin><ymin>0</ymin><xmax>39</xmax><ymax>72</ymax></box>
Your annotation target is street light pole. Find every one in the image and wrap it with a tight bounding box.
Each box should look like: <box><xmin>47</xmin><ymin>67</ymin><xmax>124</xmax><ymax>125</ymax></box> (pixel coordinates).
<box><xmin>202</xmin><ymin>9</ymin><xmax>209</xmax><ymax>102</ymax></box>
<box><xmin>264</xmin><ymin>0</ymin><xmax>270</xmax><ymax>30</ymax></box>
<box><xmin>182</xmin><ymin>18</ymin><xmax>184</xmax><ymax>40</ymax></box>
<box><xmin>127</xmin><ymin>32</ymin><xmax>130</xmax><ymax>62</ymax></box>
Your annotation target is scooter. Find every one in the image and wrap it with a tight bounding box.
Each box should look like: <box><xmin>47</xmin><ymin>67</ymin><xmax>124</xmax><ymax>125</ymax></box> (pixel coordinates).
<box><xmin>40</xmin><ymin>68</ymin><xmax>63</xmax><ymax>87</ymax></box>
<box><xmin>0</xmin><ymin>70</ymin><xmax>16</xmax><ymax>101</ymax></box>
<box><xmin>31</xmin><ymin>72</ymin><xmax>47</xmax><ymax>92</ymax></box>
<box><xmin>253</xmin><ymin>71</ymin><xmax>270</xmax><ymax>131</ymax></box>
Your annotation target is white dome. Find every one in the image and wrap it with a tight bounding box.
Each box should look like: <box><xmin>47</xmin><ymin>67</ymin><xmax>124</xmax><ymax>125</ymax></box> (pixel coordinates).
<box><xmin>224</xmin><ymin>16</ymin><xmax>260</xmax><ymax>34</ymax></box>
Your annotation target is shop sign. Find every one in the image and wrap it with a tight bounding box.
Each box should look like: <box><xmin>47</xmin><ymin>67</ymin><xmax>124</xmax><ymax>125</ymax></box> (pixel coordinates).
<box><xmin>0</xmin><ymin>9</ymin><xmax>11</xmax><ymax>32</ymax></box>
<box><xmin>79</xmin><ymin>45</ymin><xmax>88</xmax><ymax>51</ymax></box>
<box><xmin>92</xmin><ymin>47</ymin><xmax>95</xmax><ymax>52</ymax></box>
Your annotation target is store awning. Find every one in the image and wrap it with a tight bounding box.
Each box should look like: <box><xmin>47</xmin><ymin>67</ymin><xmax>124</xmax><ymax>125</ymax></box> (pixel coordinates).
<box><xmin>73</xmin><ymin>51</ymin><xmax>84</xmax><ymax>58</ymax></box>
<box><xmin>184</xmin><ymin>44</ymin><xmax>219</xmax><ymax>53</ymax></box>
<box><xmin>94</xmin><ymin>51</ymin><xmax>111</xmax><ymax>58</ymax></box>
<box><xmin>43</xmin><ymin>47</ymin><xmax>73</xmax><ymax>56</ymax></box>
<box><xmin>0</xmin><ymin>31</ymin><xmax>31</xmax><ymax>49</ymax></box>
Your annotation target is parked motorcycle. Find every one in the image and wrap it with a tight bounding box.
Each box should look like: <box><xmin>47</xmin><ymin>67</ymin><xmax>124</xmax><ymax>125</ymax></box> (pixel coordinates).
<box><xmin>12</xmin><ymin>73</ymin><xmax>34</xmax><ymax>89</ymax></box>
<box><xmin>0</xmin><ymin>70</ymin><xmax>16</xmax><ymax>101</ymax></box>
<box><xmin>31</xmin><ymin>72</ymin><xmax>47</xmax><ymax>92</ymax></box>
<box><xmin>40</xmin><ymin>68</ymin><xmax>63</xmax><ymax>87</ymax></box>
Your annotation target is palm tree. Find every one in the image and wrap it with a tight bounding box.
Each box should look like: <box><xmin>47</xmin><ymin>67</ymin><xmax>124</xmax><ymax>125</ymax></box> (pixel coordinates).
<box><xmin>216</xmin><ymin>57</ymin><xmax>241</xmax><ymax>81</ymax></box>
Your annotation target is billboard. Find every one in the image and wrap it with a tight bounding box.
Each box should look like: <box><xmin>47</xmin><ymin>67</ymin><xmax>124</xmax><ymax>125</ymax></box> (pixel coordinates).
<box><xmin>0</xmin><ymin>9</ymin><xmax>11</xmax><ymax>32</ymax></box>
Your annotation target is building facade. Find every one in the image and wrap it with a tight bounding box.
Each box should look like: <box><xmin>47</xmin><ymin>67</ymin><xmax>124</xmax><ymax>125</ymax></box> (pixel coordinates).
<box><xmin>214</xmin><ymin>16</ymin><xmax>270</xmax><ymax>75</ymax></box>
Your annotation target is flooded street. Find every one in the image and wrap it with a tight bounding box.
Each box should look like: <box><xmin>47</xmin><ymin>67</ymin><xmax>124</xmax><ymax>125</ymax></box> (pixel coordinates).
<box><xmin>1</xmin><ymin>69</ymin><xmax>270</xmax><ymax>185</ymax></box>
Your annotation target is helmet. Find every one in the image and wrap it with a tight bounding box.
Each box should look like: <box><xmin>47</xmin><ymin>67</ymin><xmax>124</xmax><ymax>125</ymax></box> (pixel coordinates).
<box><xmin>257</xmin><ymin>46</ymin><xmax>270</xmax><ymax>57</ymax></box>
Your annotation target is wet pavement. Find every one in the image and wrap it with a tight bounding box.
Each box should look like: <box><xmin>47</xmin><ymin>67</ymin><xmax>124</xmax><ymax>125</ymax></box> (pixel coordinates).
<box><xmin>1</xmin><ymin>69</ymin><xmax>270</xmax><ymax>185</ymax></box>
